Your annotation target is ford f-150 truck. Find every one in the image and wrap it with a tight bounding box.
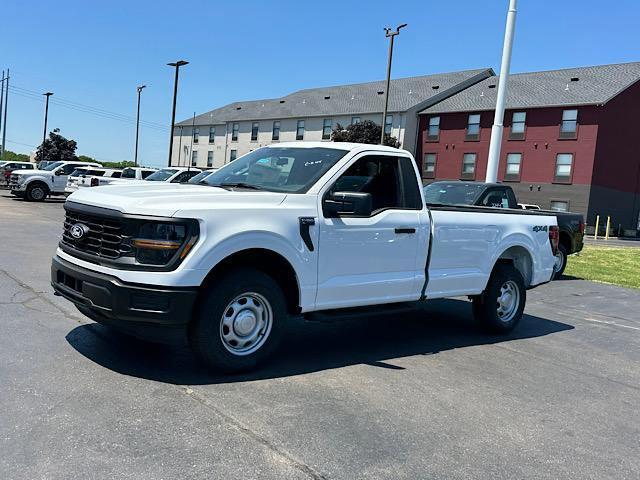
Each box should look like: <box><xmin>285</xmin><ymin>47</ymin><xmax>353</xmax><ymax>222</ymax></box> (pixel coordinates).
<box><xmin>11</xmin><ymin>160</ymin><xmax>102</xmax><ymax>201</ymax></box>
<box><xmin>51</xmin><ymin>143</ymin><xmax>558</xmax><ymax>372</ymax></box>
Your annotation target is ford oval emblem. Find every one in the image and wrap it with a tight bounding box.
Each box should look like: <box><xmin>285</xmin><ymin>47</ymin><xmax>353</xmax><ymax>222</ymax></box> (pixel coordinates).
<box><xmin>69</xmin><ymin>223</ymin><xmax>90</xmax><ymax>240</ymax></box>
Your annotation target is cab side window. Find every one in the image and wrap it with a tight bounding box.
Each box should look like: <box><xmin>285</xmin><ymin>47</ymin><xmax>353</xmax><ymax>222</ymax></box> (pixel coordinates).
<box><xmin>59</xmin><ymin>164</ymin><xmax>80</xmax><ymax>175</ymax></box>
<box><xmin>329</xmin><ymin>155</ymin><xmax>422</xmax><ymax>214</ymax></box>
<box><xmin>479</xmin><ymin>188</ymin><xmax>510</xmax><ymax>208</ymax></box>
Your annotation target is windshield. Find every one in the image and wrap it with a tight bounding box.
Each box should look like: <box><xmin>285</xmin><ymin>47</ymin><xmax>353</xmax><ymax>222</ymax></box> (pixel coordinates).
<box><xmin>43</xmin><ymin>161</ymin><xmax>64</xmax><ymax>171</ymax></box>
<box><xmin>146</xmin><ymin>168</ymin><xmax>178</xmax><ymax>182</ymax></box>
<box><xmin>121</xmin><ymin>168</ymin><xmax>137</xmax><ymax>179</ymax></box>
<box><xmin>203</xmin><ymin>147</ymin><xmax>349</xmax><ymax>193</ymax></box>
<box><xmin>188</xmin><ymin>170</ymin><xmax>213</xmax><ymax>184</ymax></box>
<box><xmin>423</xmin><ymin>182</ymin><xmax>486</xmax><ymax>206</ymax></box>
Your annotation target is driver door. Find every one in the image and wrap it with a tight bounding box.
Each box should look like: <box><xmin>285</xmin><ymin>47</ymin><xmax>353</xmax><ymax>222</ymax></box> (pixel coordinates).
<box><xmin>53</xmin><ymin>163</ymin><xmax>79</xmax><ymax>190</ymax></box>
<box><xmin>315</xmin><ymin>154</ymin><xmax>426</xmax><ymax>310</ymax></box>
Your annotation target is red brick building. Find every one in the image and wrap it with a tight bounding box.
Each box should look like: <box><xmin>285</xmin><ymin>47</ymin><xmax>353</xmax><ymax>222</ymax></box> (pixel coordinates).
<box><xmin>416</xmin><ymin>62</ymin><xmax>640</xmax><ymax>232</ymax></box>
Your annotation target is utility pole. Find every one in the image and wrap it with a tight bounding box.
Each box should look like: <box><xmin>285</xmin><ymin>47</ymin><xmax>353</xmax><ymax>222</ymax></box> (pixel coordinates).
<box><xmin>380</xmin><ymin>24</ymin><xmax>407</xmax><ymax>145</ymax></box>
<box><xmin>167</xmin><ymin>60</ymin><xmax>189</xmax><ymax>167</ymax></box>
<box><xmin>41</xmin><ymin>92</ymin><xmax>54</xmax><ymax>162</ymax></box>
<box><xmin>187</xmin><ymin>112</ymin><xmax>195</xmax><ymax>172</ymax></box>
<box><xmin>485</xmin><ymin>0</ymin><xmax>518</xmax><ymax>183</ymax></box>
<box><xmin>134</xmin><ymin>85</ymin><xmax>146</xmax><ymax>167</ymax></box>
<box><xmin>1</xmin><ymin>69</ymin><xmax>8</xmax><ymax>159</ymax></box>
<box><xmin>0</xmin><ymin>71</ymin><xmax>5</xmax><ymax>159</ymax></box>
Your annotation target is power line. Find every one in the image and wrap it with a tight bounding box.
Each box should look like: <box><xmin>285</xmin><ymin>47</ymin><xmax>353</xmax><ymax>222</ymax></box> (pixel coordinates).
<box><xmin>8</xmin><ymin>85</ymin><xmax>170</xmax><ymax>133</ymax></box>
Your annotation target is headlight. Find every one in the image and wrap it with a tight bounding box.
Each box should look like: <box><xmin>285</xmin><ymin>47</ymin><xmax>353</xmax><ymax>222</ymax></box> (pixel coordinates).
<box><xmin>131</xmin><ymin>221</ymin><xmax>198</xmax><ymax>266</ymax></box>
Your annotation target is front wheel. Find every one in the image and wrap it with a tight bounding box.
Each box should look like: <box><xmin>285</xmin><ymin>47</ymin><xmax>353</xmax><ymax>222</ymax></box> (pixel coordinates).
<box><xmin>189</xmin><ymin>268</ymin><xmax>288</xmax><ymax>373</ymax></box>
<box><xmin>26</xmin><ymin>182</ymin><xmax>48</xmax><ymax>202</ymax></box>
<box><xmin>472</xmin><ymin>264</ymin><xmax>526</xmax><ymax>334</ymax></box>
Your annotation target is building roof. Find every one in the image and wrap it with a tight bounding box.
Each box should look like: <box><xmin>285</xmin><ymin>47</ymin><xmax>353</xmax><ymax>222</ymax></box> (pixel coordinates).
<box><xmin>177</xmin><ymin>68</ymin><xmax>493</xmax><ymax>126</ymax></box>
<box><xmin>420</xmin><ymin>62</ymin><xmax>640</xmax><ymax>114</ymax></box>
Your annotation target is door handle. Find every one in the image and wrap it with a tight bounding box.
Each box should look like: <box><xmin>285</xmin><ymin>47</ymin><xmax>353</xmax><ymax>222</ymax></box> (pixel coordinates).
<box><xmin>395</xmin><ymin>227</ymin><xmax>416</xmax><ymax>234</ymax></box>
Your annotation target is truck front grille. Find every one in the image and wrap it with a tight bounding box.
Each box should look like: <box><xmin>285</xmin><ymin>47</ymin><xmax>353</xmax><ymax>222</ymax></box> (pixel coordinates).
<box><xmin>61</xmin><ymin>210</ymin><xmax>132</xmax><ymax>259</ymax></box>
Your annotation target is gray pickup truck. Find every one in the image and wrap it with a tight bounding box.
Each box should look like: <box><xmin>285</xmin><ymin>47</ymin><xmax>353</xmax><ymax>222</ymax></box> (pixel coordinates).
<box><xmin>423</xmin><ymin>181</ymin><xmax>584</xmax><ymax>278</ymax></box>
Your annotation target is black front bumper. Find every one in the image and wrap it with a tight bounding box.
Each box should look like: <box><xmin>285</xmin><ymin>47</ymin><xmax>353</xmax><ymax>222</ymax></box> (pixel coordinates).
<box><xmin>51</xmin><ymin>256</ymin><xmax>198</xmax><ymax>341</ymax></box>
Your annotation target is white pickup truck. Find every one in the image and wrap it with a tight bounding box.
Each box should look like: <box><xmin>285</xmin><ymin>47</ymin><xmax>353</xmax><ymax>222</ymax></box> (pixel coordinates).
<box><xmin>10</xmin><ymin>160</ymin><xmax>102</xmax><ymax>201</ymax></box>
<box><xmin>51</xmin><ymin>143</ymin><xmax>558</xmax><ymax>372</ymax></box>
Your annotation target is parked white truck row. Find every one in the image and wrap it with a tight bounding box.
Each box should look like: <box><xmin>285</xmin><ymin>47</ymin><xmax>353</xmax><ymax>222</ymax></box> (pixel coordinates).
<box><xmin>9</xmin><ymin>161</ymin><xmax>213</xmax><ymax>201</ymax></box>
<box><xmin>51</xmin><ymin>143</ymin><xmax>559</xmax><ymax>373</ymax></box>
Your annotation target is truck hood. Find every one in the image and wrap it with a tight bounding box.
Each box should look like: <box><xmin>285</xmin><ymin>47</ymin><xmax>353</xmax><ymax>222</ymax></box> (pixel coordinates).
<box><xmin>12</xmin><ymin>169</ymin><xmax>52</xmax><ymax>177</ymax></box>
<box><xmin>66</xmin><ymin>183</ymin><xmax>288</xmax><ymax>216</ymax></box>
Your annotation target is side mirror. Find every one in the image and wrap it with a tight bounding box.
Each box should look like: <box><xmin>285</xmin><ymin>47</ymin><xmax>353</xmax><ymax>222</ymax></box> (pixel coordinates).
<box><xmin>323</xmin><ymin>191</ymin><xmax>372</xmax><ymax>217</ymax></box>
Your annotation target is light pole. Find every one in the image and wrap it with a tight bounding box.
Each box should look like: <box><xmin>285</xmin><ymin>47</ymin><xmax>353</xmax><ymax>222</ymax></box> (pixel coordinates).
<box><xmin>380</xmin><ymin>23</ymin><xmax>407</xmax><ymax>145</ymax></box>
<box><xmin>41</xmin><ymin>92</ymin><xmax>54</xmax><ymax>161</ymax></box>
<box><xmin>134</xmin><ymin>85</ymin><xmax>146</xmax><ymax>167</ymax></box>
<box><xmin>167</xmin><ymin>60</ymin><xmax>189</xmax><ymax>167</ymax></box>
<box><xmin>485</xmin><ymin>0</ymin><xmax>517</xmax><ymax>183</ymax></box>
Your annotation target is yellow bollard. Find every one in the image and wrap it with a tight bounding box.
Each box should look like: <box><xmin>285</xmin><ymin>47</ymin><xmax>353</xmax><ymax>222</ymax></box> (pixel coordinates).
<box><xmin>594</xmin><ymin>215</ymin><xmax>600</xmax><ymax>240</ymax></box>
<box><xmin>605</xmin><ymin>216</ymin><xmax>611</xmax><ymax>240</ymax></box>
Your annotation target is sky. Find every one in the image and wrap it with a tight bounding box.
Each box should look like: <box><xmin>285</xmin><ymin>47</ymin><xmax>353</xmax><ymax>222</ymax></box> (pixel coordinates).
<box><xmin>2</xmin><ymin>0</ymin><xmax>639</xmax><ymax>168</ymax></box>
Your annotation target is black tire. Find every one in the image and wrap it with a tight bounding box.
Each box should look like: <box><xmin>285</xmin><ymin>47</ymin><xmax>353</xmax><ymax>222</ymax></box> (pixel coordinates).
<box><xmin>189</xmin><ymin>268</ymin><xmax>288</xmax><ymax>373</ymax></box>
<box><xmin>25</xmin><ymin>182</ymin><xmax>49</xmax><ymax>202</ymax></box>
<box><xmin>552</xmin><ymin>244</ymin><xmax>568</xmax><ymax>279</ymax></box>
<box><xmin>472</xmin><ymin>263</ymin><xmax>526</xmax><ymax>334</ymax></box>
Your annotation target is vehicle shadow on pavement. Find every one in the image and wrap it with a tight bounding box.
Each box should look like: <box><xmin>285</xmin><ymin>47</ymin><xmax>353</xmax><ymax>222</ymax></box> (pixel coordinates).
<box><xmin>65</xmin><ymin>298</ymin><xmax>573</xmax><ymax>385</ymax></box>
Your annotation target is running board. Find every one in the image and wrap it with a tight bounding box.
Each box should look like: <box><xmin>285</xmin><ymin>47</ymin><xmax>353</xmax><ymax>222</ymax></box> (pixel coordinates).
<box><xmin>303</xmin><ymin>302</ymin><xmax>419</xmax><ymax>323</ymax></box>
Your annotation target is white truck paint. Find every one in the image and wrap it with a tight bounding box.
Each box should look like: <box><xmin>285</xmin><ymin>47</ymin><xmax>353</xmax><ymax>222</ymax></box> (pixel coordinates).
<box><xmin>52</xmin><ymin>143</ymin><xmax>558</xmax><ymax>372</ymax></box>
<box><xmin>11</xmin><ymin>160</ymin><xmax>102</xmax><ymax>201</ymax></box>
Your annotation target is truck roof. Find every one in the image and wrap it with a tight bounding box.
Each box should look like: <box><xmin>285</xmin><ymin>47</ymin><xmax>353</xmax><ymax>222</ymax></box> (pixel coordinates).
<box><xmin>265</xmin><ymin>141</ymin><xmax>407</xmax><ymax>155</ymax></box>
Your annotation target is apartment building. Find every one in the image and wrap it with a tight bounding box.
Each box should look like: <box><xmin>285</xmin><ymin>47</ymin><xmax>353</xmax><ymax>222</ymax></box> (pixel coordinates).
<box><xmin>417</xmin><ymin>62</ymin><xmax>640</xmax><ymax>230</ymax></box>
<box><xmin>170</xmin><ymin>68</ymin><xmax>493</xmax><ymax>168</ymax></box>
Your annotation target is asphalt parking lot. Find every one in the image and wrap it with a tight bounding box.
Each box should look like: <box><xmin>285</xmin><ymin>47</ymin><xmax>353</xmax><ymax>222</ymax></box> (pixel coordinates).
<box><xmin>1</xmin><ymin>192</ymin><xmax>639</xmax><ymax>480</ymax></box>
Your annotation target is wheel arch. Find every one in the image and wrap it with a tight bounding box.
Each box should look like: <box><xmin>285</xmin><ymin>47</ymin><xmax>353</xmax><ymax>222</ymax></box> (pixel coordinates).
<box><xmin>493</xmin><ymin>244</ymin><xmax>534</xmax><ymax>288</ymax></box>
<box><xmin>199</xmin><ymin>248</ymin><xmax>301</xmax><ymax>315</ymax></box>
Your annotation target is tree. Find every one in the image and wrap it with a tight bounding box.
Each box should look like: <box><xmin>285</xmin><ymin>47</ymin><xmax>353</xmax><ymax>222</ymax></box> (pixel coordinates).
<box><xmin>331</xmin><ymin>120</ymin><xmax>401</xmax><ymax>148</ymax></box>
<box><xmin>1</xmin><ymin>149</ymin><xmax>30</xmax><ymax>162</ymax></box>
<box><xmin>35</xmin><ymin>129</ymin><xmax>78</xmax><ymax>163</ymax></box>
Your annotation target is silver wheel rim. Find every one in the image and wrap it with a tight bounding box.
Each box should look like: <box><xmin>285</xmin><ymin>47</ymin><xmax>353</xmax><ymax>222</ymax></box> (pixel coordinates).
<box><xmin>219</xmin><ymin>292</ymin><xmax>273</xmax><ymax>356</ymax></box>
<box><xmin>553</xmin><ymin>250</ymin><xmax>565</xmax><ymax>273</ymax></box>
<box><xmin>31</xmin><ymin>187</ymin><xmax>45</xmax><ymax>200</ymax></box>
<box><xmin>496</xmin><ymin>280</ymin><xmax>520</xmax><ymax>323</ymax></box>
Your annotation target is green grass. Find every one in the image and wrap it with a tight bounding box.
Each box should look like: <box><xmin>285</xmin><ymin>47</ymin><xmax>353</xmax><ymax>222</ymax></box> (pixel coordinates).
<box><xmin>565</xmin><ymin>245</ymin><xmax>640</xmax><ymax>289</ymax></box>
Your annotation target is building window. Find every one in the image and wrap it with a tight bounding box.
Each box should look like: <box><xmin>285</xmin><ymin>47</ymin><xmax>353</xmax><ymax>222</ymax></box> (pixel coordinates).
<box><xmin>207</xmin><ymin>151</ymin><xmax>213</xmax><ymax>167</ymax></box>
<box><xmin>296</xmin><ymin>120</ymin><xmax>305</xmax><ymax>140</ymax></box>
<box><xmin>209</xmin><ymin>126</ymin><xmax>215</xmax><ymax>143</ymax></box>
<box><xmin>384</xmin><ymin>114</ymin><xmax>393</xmax><ymax>135</ymax></box>
<box><xmin>193</xmin><ymin>127</ymin><xmax>199</xmax><ymax>144</ymax></box>
<box><xmin>232</xmin><ymin>123</ymin><xmax>239</xmax><ymax>141</ymax></box>
<box><xmin>427</xmin><ymin>116</ymin><xmax>440</xmax><ymax>141</ymax></box>
<box><xmin>423</xmin><ymin>153</ymin><xmax>436</xmax><ymax>179</ymax></box>
<box><xmin>510</xmin><ymin>111</ymin><xmax>526</xmax><ymax>140</ymax></box>
<box><xmin>461</xmin><ymin>153</ymin><xmax>477</xmax><ymax>180</ymax></box>
<box><xmin>351</xmin><ymin>116</ymin><xmax>361</xmax><ymax>125</ymax></box>
<box><xmin>504</xmin><ymin>153</ymin><xmax>522</xmax><ymax>182</ymax></box>
<box><xmin>554</xmin><ymin>153</ymin><xmax>574</xmax><ymax>183</ymax></box>
<box><xmin>550</xmin><ymin>200</ymin><xmax>569</xmax><ymax>212</ymax></box>
<box><xmin>466</xmin><ymin>114</ymin><xmax>481</xmax><ymax>140</ymax></box>
<box><xmin>560</xmin><ymin>109</ymin><xmax>578</xmax><ymax>139</ymax></box>
<box><xmin>230</xmin><ymin>149</ymin><xmax>237</xmax><ymax>162</ymax></box>
<box><xmin>322</xmin><ymin>119</ymin><xmax>332</xmax><ymax>140</ymax></box>
<box><xmin>251</xmin><ymin>122</ymin><xmax>259</xmax><ymax>141</ymax></box>
<box><xmin>272</xmin><ymin>121</ymin><xmax>280</xmax><ymax>141</ymax></box>
<box><xmin>191</xmin><ymin>150</ymin><xmax>198</xmax><ymax>166</ymax></box>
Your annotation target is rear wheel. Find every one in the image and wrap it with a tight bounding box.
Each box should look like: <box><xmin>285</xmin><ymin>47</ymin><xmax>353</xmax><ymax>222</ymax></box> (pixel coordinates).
<box><xmin>472</xmin><ymin>264</ymin><xmax>526</xmax><ymax>334</ymax></box>
<box><xmin>552</xmin><ymin>244</ymin><xmax>568</xmax><ymax>279</ymax></box>
<box><xmin>26</xmin><ymin>182</ymin><xmax>48</xmax><ymax>202</ymax></box>
<box><xmin>189</xmin><ymin>268</ymin><xmax>287</xmax><ymax>373</ymax></box>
